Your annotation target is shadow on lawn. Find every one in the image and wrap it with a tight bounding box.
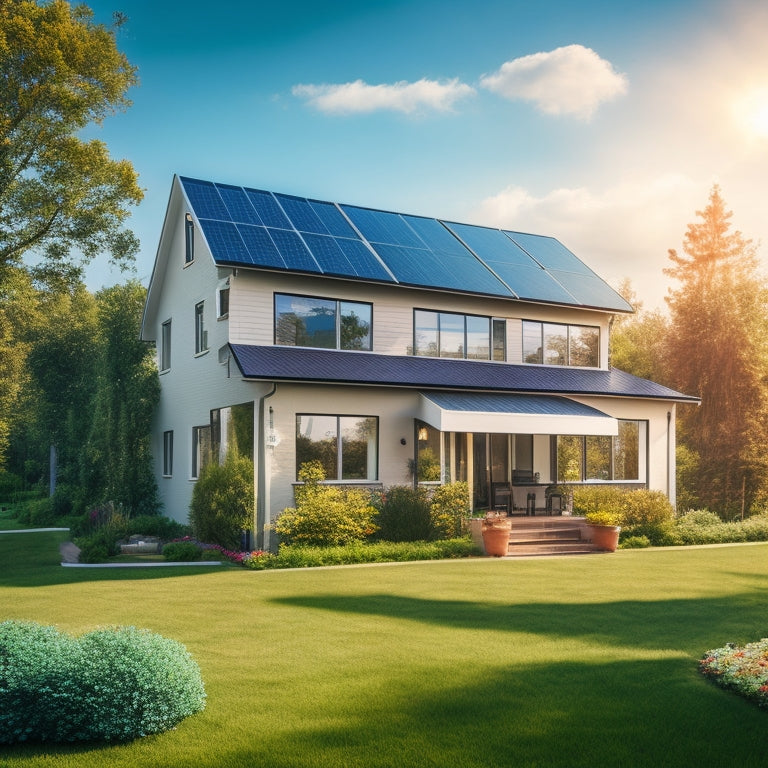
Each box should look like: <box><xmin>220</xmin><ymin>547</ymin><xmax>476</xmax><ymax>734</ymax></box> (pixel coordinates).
<box><xmin>271</xmin><ymin>592</ymin><xmax>768</xmax><ymax>654</ymax></box>
<box><xmin>3</xmin><ymin>656</ymin><xmax>764</xmax><ymax>768</ymax></box>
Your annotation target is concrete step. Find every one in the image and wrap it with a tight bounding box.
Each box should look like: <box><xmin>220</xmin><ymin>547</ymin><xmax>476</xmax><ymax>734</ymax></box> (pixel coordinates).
<box><xmin>507</xmin><ymin>541</ymin><xmax>597</xmax><ymax>556</ymax></box>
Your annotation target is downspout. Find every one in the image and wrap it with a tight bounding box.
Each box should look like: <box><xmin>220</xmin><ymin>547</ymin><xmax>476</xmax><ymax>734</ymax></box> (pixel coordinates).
<box><xmin>666</xmin><ymin>410</ymin><xmax>672</xmax><ymax>500</ymax></box>
<box><xmin>256</xmin><ymin>383</ymin><xmax>277</xmax><ymax>550</ymax></box>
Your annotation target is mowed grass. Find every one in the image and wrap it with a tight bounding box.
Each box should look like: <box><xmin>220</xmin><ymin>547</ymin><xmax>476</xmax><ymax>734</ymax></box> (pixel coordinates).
<box><xmin>2</xmin><ymin>532</ymin><xmax>768</xmax><ymax>767</ymax></box>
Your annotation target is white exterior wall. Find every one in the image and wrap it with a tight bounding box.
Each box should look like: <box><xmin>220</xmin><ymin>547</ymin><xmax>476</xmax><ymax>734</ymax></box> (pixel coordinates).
<box><xmin>229</xmin><ymin>270</ymin><xmax>613</xmax><ymax>367</ymax></box>
<box><xmin>143</xmin><ymin>196</ymin><xmax>269</xmax><ymax>523</ymax></box>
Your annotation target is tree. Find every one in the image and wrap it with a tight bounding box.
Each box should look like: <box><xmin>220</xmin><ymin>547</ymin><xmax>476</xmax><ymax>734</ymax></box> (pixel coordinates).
<box><xmin>0</xmin><ymin>0</ymin><xmax>142</xmax><ymax>274</ymax></box>
<box><xmin>664</xmin><ymin>185</ymin><xmax>768</xmax><ymax>516</ymax></box>
<box><xmin>610</xmin><ymin>279</ymin><xmax>670</xmax><ymax>384</ymax></box>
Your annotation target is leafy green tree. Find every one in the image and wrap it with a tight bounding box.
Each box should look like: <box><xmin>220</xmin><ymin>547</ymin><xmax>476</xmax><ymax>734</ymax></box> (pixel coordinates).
<box><xmin>610</xmin><ymin>279</ymin><xmax>670</xmax><ymax>383</ymax></box>
<box><xmin>0</xmin><ymin>0</ymin><xmax>142</xmax><ymax>274</ymax></box>
<box><xmin>82</xmin><ymin>281</ymin><xmax>159</xmax><ymax>515</ymax></box>
<box><xmin>664</xmin><ymin>185</ymin><xmax>768</xmax><ymax>516</ymax></box>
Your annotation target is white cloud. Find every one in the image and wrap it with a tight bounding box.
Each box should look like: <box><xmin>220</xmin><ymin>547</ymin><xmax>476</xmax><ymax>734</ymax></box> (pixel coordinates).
<box><xmin>479</xmin><ymin>44</ymin><xmax>628</xmax><ymax>120</ymax></box>
<box><xmin>473</xmin><ymin>175</ymin><xmax>703</xmax><ymax>309</ymax></box>
<box><xmin>292</xmin><ymin>78</ymin><xmax>475</xmax><ymax>114</ymax></box>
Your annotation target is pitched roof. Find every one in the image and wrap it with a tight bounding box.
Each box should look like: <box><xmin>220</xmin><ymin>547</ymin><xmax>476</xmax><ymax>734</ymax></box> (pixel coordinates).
<box><xmin>179</xmin><ymin>176</ymin><xmax>633</xmax><ymax>313</ymax></box>
<box><xmin>229</xmin><ymin>345</ymin><xmax>699</xmax><ymax>403</ymax></box>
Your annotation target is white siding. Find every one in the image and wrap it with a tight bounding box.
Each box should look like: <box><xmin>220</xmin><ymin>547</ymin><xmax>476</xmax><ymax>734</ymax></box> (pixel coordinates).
<box><xmin>229</xmin><ymin>270</ymin><xmax>613</xmax><ymax>368</ymax></box>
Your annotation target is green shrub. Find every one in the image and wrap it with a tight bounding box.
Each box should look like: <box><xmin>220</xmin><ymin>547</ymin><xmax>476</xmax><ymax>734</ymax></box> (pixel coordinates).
<box><xmin>620</xmin><ymin>490</ymin><xmax>675</xmax><ymax>545</ymax></box>
<box><xmin>373</xmin><ymin>485</ymin><xmax>433</xmax><ymax>542</ymax></box>
<box><xmin>619</xmin><ymin>535</ymin><xmax>651</xmax><ymax>549</ymax></box>
<box><xmin>0</xmin><ymin>470</ymin><xmax>22</xmax><ymax>502</ymax></box>
<box><xmin>428</xmin><ymin>482</ymin><xmax>470</xmax><ymax>539</ymax></box>
<box><xmin>0</xmin><ymin>621</ymin><xmax>205</xmax><ymax>743</ymax></box>
<box><xmin>274</xmin><ymin>464</ymin><xmax>377</xmax><ymax>547</ymax></box>
<box><xmin>243</xmin><ymin>538</ymin><xmax>479</xmax><ymax>570</ymax></box>
<box><xmin>128</xmin><ymin>515</ymin><xmax>190</xmax><ymax>540</ymax></box>
<box><xmin>162</xmin><ymin>541</ymin><xmax>203</xmax><ymax>562</ymax></box>
<box><xmin>573</xmin><ymin>487</ymin><xmax>675</xmax><ymax>545</ymax></box>
<box><xmin>189</xmin><ymin>451</ymin><xmax>254</xmax><ymax>550</ymax></box>
<box><xmin>15</xmin><ymin>496</ymin><xmax>58</xmax><ymax>527</ymax></box>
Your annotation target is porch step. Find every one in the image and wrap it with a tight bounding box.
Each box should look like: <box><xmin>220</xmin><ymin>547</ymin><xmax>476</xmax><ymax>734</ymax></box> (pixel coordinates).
<box><xmin>504</xmin><ymin>517</ymin><xmax>602</xmax><ymax>557</ymax></box>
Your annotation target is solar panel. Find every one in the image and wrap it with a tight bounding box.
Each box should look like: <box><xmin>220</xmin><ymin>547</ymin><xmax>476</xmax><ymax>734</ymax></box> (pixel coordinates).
<box><xmin>181</xmin><ymin>178</ymin><xmax>229</xmax><ymax>220</ymax></box>
<box><xmin>444</xmin><ymin>222</ymin><xmax>533</xmax><ymax>267</ymax></box>
<box><xmin>505</xmin><ymin>231</ymin><xmax>593</xmax><ymax>275</ymax></box>
<box><xmin>236</xmin><ymin>224</ymin><xmax>287</xmax><ymax>269</ymax></box>
<box><xmin>309</xmin><ymin>201</ymin><xmax>358</xmax><ymax>238</ymax></box>
<box><xmin>244</xmin><ymin>189</ymin><xmax>292</xmax><ymax>229</ymax></box>
<box><xmin>197</xmin><ymin>219</ymin><xmax>251</xmax><ymax>263</ymax></box>
<box><xmin>341</xmin><ymin>206</ymin><xmax>424</xmax><ymax>248</ymax></box>
<box><xmin>216</xmin><ymin>184</ymin><xmax>262</xmax><ymax>226</ymax></box>
<box><xmin>179</xmin><ymin>175</ymin><xmax>632</xmax><ymax>312</ymax></box>
<box><xmin>274</xmin><ymin>194</ymin><xmax>328</xmax><ymax>235</ymax></box>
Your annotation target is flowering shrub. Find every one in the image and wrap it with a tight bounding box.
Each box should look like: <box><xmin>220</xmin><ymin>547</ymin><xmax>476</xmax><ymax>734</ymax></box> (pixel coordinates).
<box><xmin>700</xmin><ymin>638</ymin><xmax>768</xmax><ymax>708</ymax></box>
<box><xmin>0</xmin><ymin>621</ymin><xmax>205</xmax><ymax>743</ymax></box>
<box><xmin>274</xmin><ymin>463</ymin><xmax>378</xmax><ymax>546</ymax></box>
<box><xmin>428</xmin><ymin>482</ymin><xmax>470</xmax><ymax>539</ymax></box>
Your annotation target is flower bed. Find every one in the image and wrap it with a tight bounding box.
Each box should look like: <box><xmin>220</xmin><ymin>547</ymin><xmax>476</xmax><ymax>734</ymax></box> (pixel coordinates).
<box><xmin>700</xmin><ymin>638</ymin><xmax>768</xmax><ymax>708</ymax></box>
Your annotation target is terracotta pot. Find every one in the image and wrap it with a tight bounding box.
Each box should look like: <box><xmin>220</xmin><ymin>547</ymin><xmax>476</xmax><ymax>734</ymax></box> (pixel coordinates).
<box><xmin>482</xmin><ymin>522</ymin><xmax>511</xmax><ymax>557</ymax></box>
<box><xmin>588</xmin><ymin>524</ymin><xmax>621</xmax><ymax>552</ymax></box>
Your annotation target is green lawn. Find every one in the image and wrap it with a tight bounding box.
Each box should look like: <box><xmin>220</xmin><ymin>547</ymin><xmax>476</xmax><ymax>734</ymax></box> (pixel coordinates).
<box><xmin>2</xmin><ymin>531</ymin><xmax>768</xmax><ymax>767</ymax></box>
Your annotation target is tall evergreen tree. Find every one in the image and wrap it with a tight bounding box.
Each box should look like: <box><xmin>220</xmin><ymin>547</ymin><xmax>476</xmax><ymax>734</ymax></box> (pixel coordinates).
<box><xmin>664</xmin><ymin>185</ymin><xmax>768</xmax><ymax>516</ymax></box>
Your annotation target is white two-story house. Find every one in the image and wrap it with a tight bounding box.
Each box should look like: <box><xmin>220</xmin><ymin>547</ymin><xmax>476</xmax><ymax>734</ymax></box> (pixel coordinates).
<box><xmin>141</xmin><ymin>175</ymin><xmax>698</xmax><ymax>548</ymax></box>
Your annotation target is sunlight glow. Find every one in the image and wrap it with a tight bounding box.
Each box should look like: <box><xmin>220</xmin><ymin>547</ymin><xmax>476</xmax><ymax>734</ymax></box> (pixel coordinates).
<box><xmin>734</xmin><ymin>87</ymin><xmax>768</xmax><ymax>139</ymax></box>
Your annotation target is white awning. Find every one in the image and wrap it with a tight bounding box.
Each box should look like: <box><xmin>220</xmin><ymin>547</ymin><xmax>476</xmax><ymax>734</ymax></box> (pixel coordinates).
<box><xmin>418</xmin><ymin>391</ymin><xmax>619</xmax><ymax>436</ymax></box>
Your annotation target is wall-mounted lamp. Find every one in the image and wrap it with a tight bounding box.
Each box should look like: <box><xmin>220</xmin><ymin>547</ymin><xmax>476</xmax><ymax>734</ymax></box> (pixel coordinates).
<box><xmin>417</xmin><ymin>427</ymin><xmax>429</xmax><ymax>442</ymax></box>
<box><xmin>400</xmin><ymin>438</ymin><xmax>407</xmax><ymax>446</ymax></box>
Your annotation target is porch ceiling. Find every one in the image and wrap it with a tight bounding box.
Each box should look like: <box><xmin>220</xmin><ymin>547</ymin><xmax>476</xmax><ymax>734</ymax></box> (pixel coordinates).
<box><xmin>418</xmin><ymin>391</ymin><xmax>619</xmax><ymax>435</ymax></box>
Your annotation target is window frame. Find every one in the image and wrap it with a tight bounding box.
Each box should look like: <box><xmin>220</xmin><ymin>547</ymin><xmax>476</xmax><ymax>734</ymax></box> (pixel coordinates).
<box><xmin>413</xmin><ymin>309</ymin><xmax>505</xmax><ymax>361</ymax></box>
<box><xmin>184</xmin><ymin>213</ymin><xmax>195</xmax><ymax>264</ymax></box>
<box><xmin>274</xmin><ymin>293</ymin><xmax>373</xmax><ymax>351</ymax></box>
<box><xmin>191</xmin><ymin>424</ymin><xmax>212</xmax><ymax>480</ymax></box>
<box><xmin>160</xmin><ymin>319</ymin><xmax>172</xmax><ymax>372</ymax></box>
<box><xmin>195</xmin><ymin>301</ymin><xmax>208</xmax><ymax>355</ymax></box>
<box><xmin>295</xmin><ymin>414</ymin><xmax>379</xmax><ymax>482</ymax></box>
<box><xmin>522</xmin><ymin>320</ymin><xmax>600</xmax><ymax>368</ymax></box>
<box><xmin>163</xmin><ymin>430</ymin><xmax>173</xmax><ymax>477</ymax></box>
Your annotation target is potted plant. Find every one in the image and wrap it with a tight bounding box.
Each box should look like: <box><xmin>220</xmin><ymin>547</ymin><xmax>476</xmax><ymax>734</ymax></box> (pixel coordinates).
<box><xmin>585</xmin><ymin>510</ymin><xmax>622</xmax><ymax>552</ymax></box>
<box><xmin>481</xmin><ymin>512</ymin><xmax>512</xmax><ymax>557</ymax></box>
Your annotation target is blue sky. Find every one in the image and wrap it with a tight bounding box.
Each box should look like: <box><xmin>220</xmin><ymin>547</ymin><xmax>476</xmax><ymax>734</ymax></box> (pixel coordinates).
<box><xmin>83</xmin><ymin>0</ymin><xmax>768</xmax><ymax>309</ymax></box>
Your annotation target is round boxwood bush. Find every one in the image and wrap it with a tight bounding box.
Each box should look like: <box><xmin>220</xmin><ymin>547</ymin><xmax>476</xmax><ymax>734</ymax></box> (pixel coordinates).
<box><xmin>0</xmin><ymin>621</ymin><xmax>206</xmax><ymax>743</ymax></box>
<box><xmin>163</xmin><ymin>540</ymin><xmax>203</xmax><ymax>561</ymax></box>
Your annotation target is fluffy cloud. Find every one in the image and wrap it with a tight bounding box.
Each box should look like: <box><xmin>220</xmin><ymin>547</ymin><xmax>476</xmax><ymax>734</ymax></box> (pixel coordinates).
<box><xmin>292</xmin><ymin>78</ymin><xmax>475</xmax><ymax>114</ymax></box>
<box><xmin>479</xmin><ymin>44</ymin><xmax>628</xmax><ymax>120</ymax></box>
<box><xmin>474</xmin><ymin>175</ymin><xmax>702</xmax><ymax>308</ymax></box>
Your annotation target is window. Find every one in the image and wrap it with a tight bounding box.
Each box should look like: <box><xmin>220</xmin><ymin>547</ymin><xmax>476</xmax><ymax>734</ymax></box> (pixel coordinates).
<box><xmin>163</xmin><ymin>431</ymin><xmax>173</xmax><ymax>476</ymax></box>
<box><xmin>522</xmin><ymin>321</ymin><xmax>599</xmax><ymax>367</ymax></box>
<box><xmin>160</xmin><ymin>320</ymin><xmax>171</xmax><ymax>371</ymax></box>
<box><xmin>211</xmin><ymin>402</ymin><xmax>254</xmax><ymax>461</ymax></box>
<box><xmin>413</xmin><ymin>310</ymin><xmax>505</xmax><ymax>360</ymax></box>
<box><xmin>192</xmin><ymin>425</ymin><xmax>212</xmax><ymax>479</ymax></box>
<box><xmin>296</xmin><ymin>415</ymin><xmax>378</xmax><ymax>481</ymax></box>
<box><xmin>555</xmin><ymin>421</ymin><xmax>646</xmax><ymax>483</ymax></box>
<box><xmin>195</xmin><ymin>301</ymin><xmax>208</xmax><ymax>354</ymax></box>
<box><xmin>218</xmin><ymin>286</ymin><xmax>230</xmax><ymax>318</ymax></box>
<box><xmin>185</xmin><ymin>213</ymin><xmax>194</xmax><ymax>264</ymax></box>
<box><xmin>275</xmin><ymin>294</ymin><xmax>372</xmax><ymax>350</ymax></box>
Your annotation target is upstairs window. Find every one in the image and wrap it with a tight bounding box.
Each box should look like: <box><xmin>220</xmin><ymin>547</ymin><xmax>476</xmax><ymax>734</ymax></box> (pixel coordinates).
<box><xmin>195</xmin><ymin>301</ymin><xmax>208</xmax><ymax>354</ymax></box>
<box><xmin>160</xmin><ymin>319</ymin><xmax>172</xmax><ymax>371</ymax></box>
<box><xmin>274</xmin><ymin>294</ymin><xmax>372</xmax><ymax>350</ymax></box>
<box><xmin>218</xmin><ymin>286</ymin><xmax>230</xmax><ymax>318</ymax></box>
<box><xmin>185</xmin><ymin>213</ymin><xmax>194</xmax><ymax>264</ymax></box>
<box><xmin>522</xmin><ymin>320</ymin><xmax>599</xmax><ymax>367</ymax></box>
<box><xmin>413</xmin><ymin>310</ymin><xmax>505</xmax><ymax>360</ymax></box>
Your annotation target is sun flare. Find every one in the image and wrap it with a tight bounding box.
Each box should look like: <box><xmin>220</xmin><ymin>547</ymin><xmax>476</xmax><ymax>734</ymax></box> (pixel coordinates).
<box><xmin>735</xmin><ymin>87</ymin><xmax>768</xmax><ymax>139</ymax></box>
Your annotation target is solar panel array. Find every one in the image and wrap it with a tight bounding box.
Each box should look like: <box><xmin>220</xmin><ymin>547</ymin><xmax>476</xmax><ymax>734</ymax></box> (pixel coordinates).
<box><xmin>179</xmin><ymin>176</ymin><xmax>632</xmax><ymax>312</ymax></box>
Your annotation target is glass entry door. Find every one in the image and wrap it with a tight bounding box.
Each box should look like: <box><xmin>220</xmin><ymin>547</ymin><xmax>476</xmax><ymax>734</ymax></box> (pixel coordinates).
<box><xmin>471</xmin><ymin>433</ymin><xmax>510</xmax><ymax>509</ymax></box>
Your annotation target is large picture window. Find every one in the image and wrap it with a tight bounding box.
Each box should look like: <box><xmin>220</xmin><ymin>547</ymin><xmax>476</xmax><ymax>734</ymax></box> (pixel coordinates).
<box><xmin>275</xmin><ymin>294</ymin><xmax>372</xmax><ymax>350</ymax></box>
<box><xmin>522</xmin><ymin>321</ymin><xmax>599</xmax><ymax>367</ymax></box>
<box><xmin>413</xmin><ymin>310</ymin><xmax>506</xmax><ymax>360</ymax></box>
<box><xmin>296</xmin><ymin>415</ymin><xmax>378</xmax><ymax>481</ymax></box>
<box><xmin>555</xmin><ymin>421</ymin><xmax>645</xmax><ymax>483</ymax></box>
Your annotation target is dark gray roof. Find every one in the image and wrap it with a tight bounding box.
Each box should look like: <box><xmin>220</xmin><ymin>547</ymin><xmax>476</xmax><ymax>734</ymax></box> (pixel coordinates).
<box><xmin>229</xmin><ymin>345</ymin><xmax>699</xmax><ymax>403</ymax></box>
<box><xmin>421</xmin><ymin>391</ymin><xmax>615</xmax><ymax>417</ymax></box>
<box><xmin>179</xmin><ymin>176</ymin><xmax>633</xmax><ymax>313</ymax></box>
